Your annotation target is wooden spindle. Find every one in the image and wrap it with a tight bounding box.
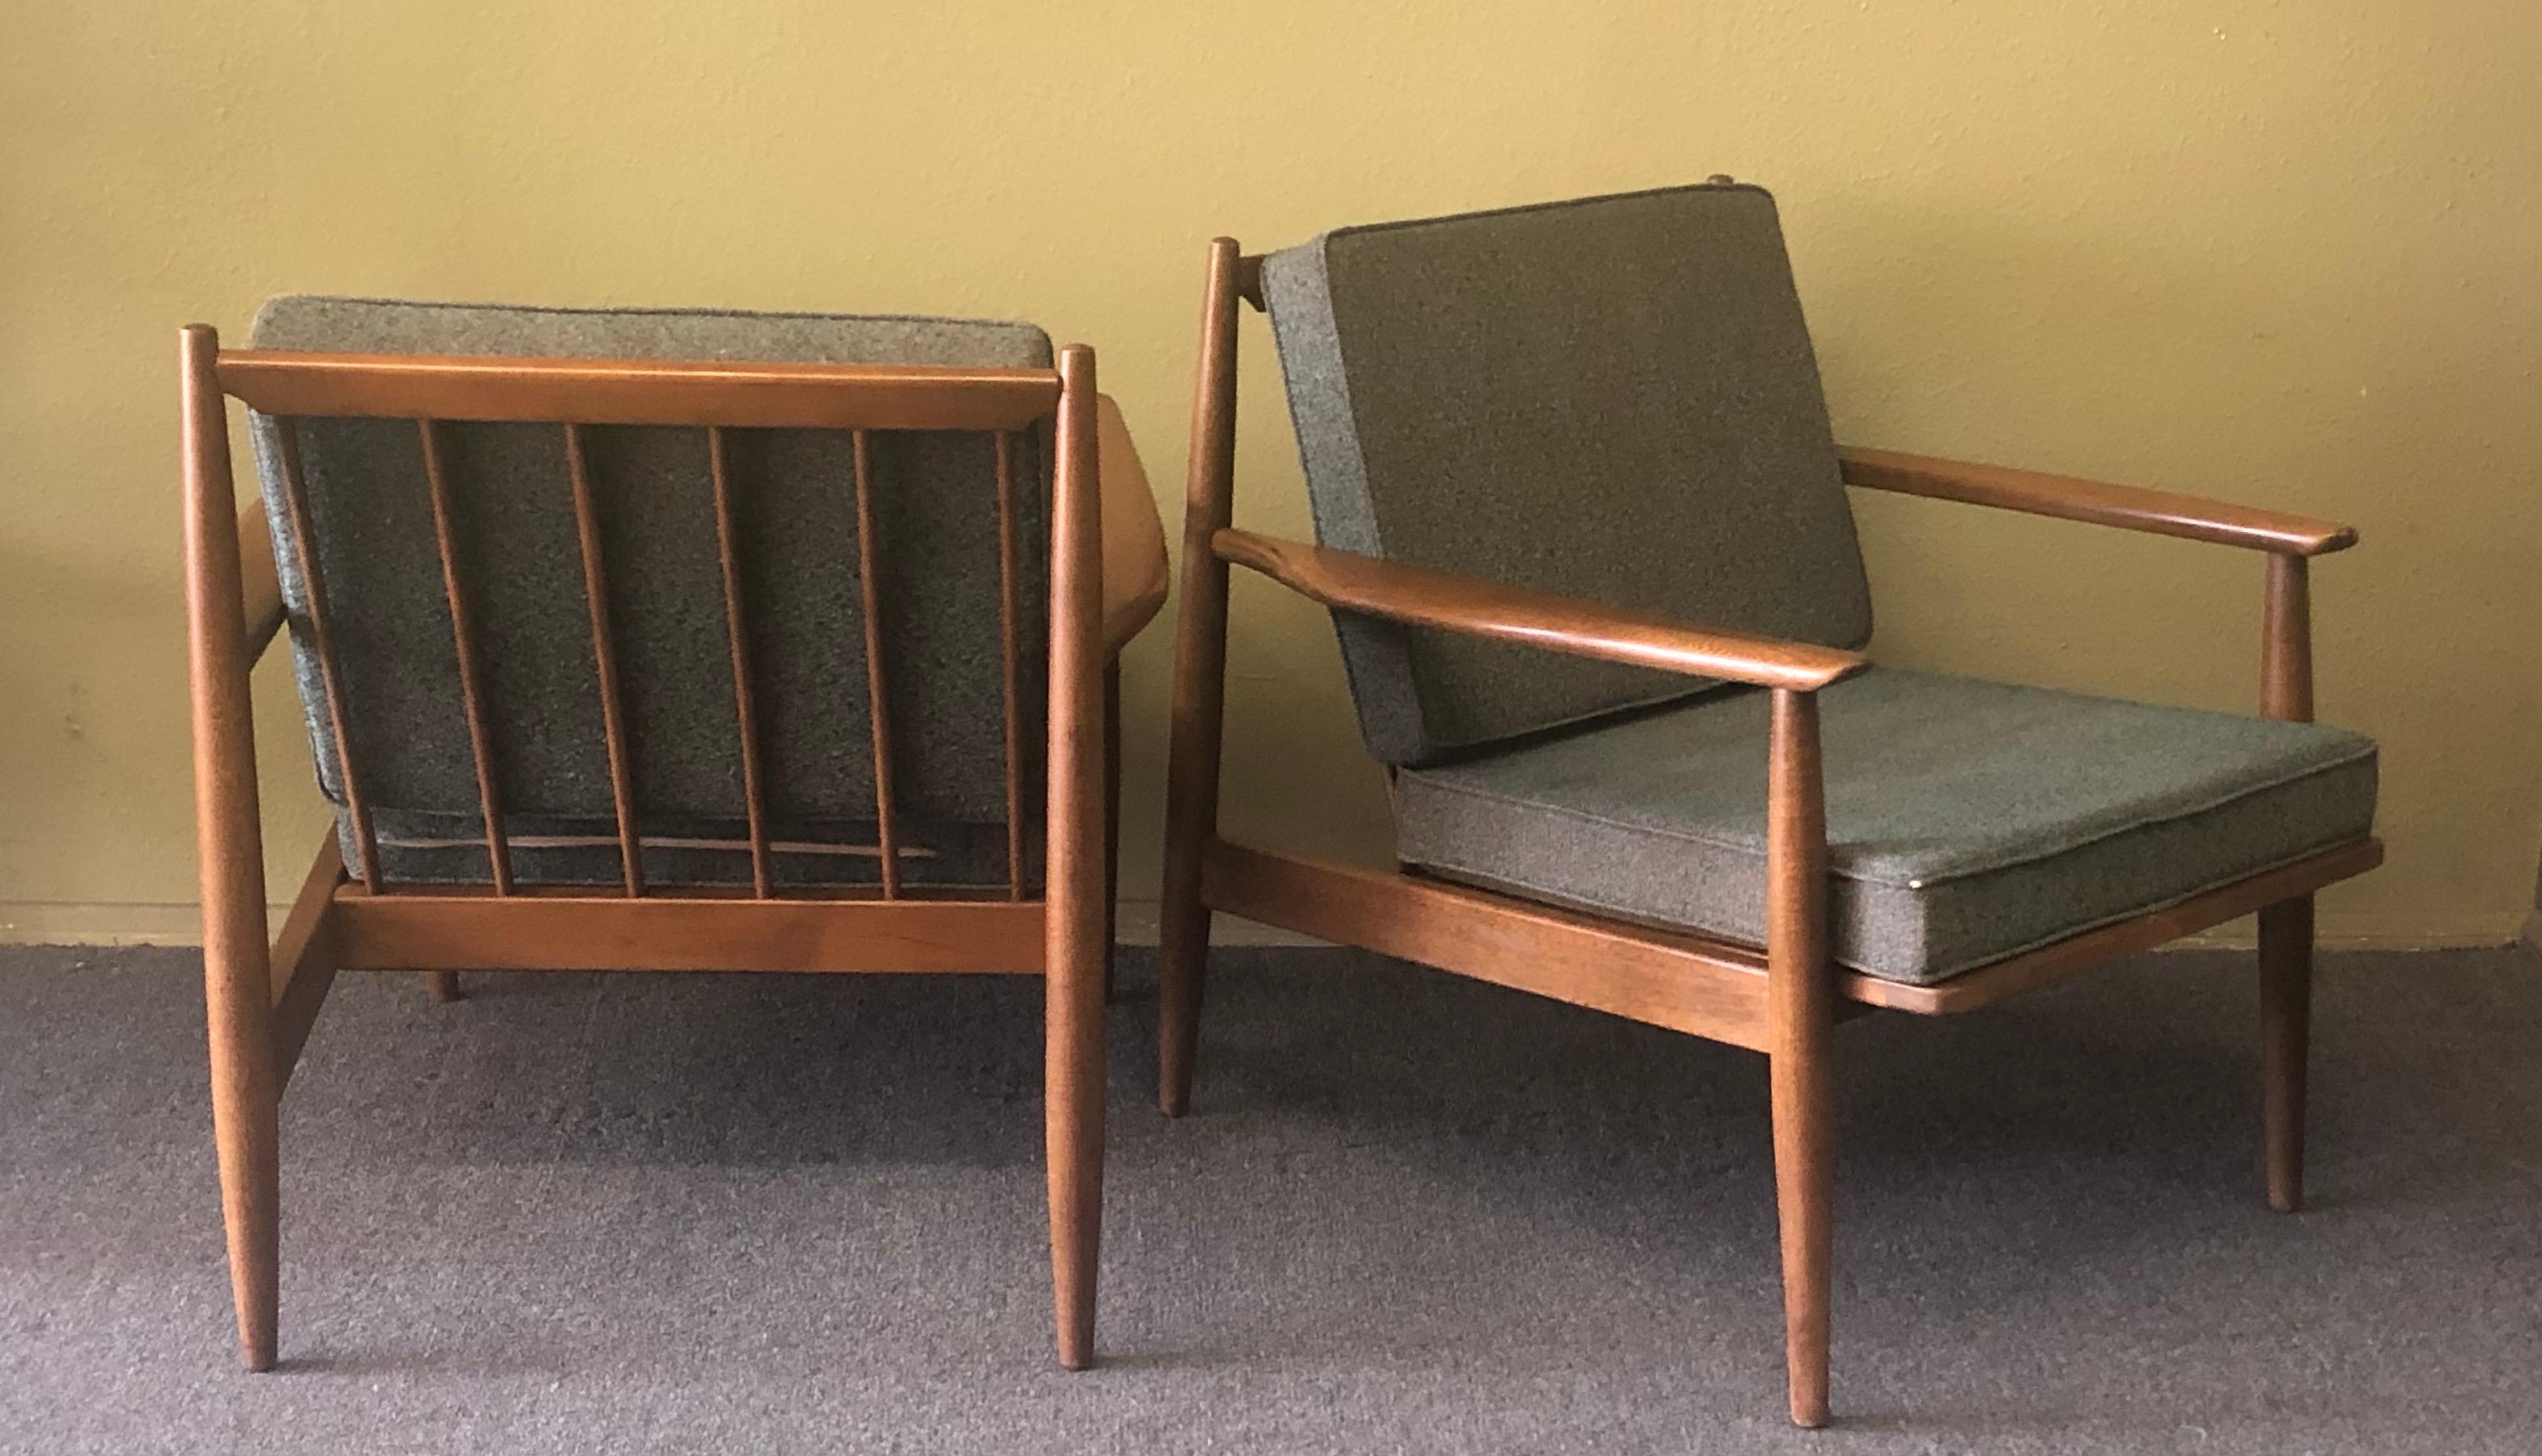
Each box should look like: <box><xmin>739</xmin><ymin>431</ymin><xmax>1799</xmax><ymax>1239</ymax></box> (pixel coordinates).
<box><xmin>995</xmin><ymin>428</ymin><xmax>1027</xmax><ymax>899</ymax></box>
<box><xmin>565</xmin><ymin>423</ymin><xmax>643</xmax><ymax>897</ymax></box>
<box><xmin>708</xmin><ymin>426</ymin><xmax>775</xmax><ymax>897</ymax></box>
<box><xmin>417</xmin><ymin>420</ymin><xmax>513</xmax><ymax>894</ymax></box>
<box><xmin>272</xmin><ymin>420</ymin><xmax>385</xmax><ymax>889</ymax></box>
<box><xmin>852</xmin><ymin>430</ymin><xmax>902</xmax><ymax>899</ymax></box>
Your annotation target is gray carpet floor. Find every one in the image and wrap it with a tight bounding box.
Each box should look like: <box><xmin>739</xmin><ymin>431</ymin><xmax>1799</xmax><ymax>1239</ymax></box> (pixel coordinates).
<box><xmin>1</xmin><ymin>943</ymin><xmax>2537</xmax><ymax>1454</ymax></box>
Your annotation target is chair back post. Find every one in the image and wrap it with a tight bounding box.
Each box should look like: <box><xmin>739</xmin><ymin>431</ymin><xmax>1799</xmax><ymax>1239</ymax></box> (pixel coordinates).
<box><xmin>1044</xmin><ymin>343</ymin><xmax>1108</xmax><ymax>1366</ymax></box>
<box><xmin>1156</xmin><ymin>237</ymin><xmax>1246</xmax><ymax>1115</ymax></box>
<box><xmin>178</xmin><ymin>322</ymin><xmax>283</xmax><ymax>1370</ymax></box>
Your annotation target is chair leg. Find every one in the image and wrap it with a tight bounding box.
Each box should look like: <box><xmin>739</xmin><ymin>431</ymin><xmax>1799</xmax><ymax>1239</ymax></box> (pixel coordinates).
<box><xmin>2259</xmin><ymin>893</ymin><xmax>2314</xmax><ymax>1213</ymax></box>
<box><xmin>205</xmin><ymin>942</ymin><xmax>281</xmax><ymax>1371</ymax></box>
<box><xmin>1102</xmin><ymin>660</ymin><xmax>1121</xmax><ymax>1008</ymax></box>
<box><xmin>427</xmin><ymin>970</ymin><xmax>461</xmax><ymax>1002</ymax></box>
<box><xmin>1770</xmin><ymin>1031</ymin><xmax>1834</xmax><ymax>1428</ymax></box>
<box><xmin>1766</xmin><ymin>688</ymin><xmax>1834</xmax><ymax>1428</ymax></box>
<box><xmin>1046</xmin><ymin>344</ymin><xmax>1108</xmax><ymax>1370</ymax></box>
<box><xmin>1155</xmin><ymin>874</ymin><xmax>1207</xmax><ymax>1115</ymax></box>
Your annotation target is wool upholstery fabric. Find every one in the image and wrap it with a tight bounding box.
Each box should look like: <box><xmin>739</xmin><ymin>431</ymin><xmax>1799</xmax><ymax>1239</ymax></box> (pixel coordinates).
<box><xmin>1259</xmin><ymin>182</ymin><xmax>1872</xmax><ymax>766</ymax></box>
<box><xmin>246</xmin><ymin>296</ymin><xmax>1053</xmax><ymax>889</ymax></box>
<box><xmin>1394</xmin><ymin>668</ymin><xmax>2380</xmax><ymax>984</ymax></box>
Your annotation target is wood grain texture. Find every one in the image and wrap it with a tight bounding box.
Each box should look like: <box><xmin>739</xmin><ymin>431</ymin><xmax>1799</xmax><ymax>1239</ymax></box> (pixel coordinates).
<box><xmin>181</xmin><ymin>324</ymin><xmax>281</xmax><ymax>1373</ymax></box>
<box><xmin>1213</xmin><ymin>528</ymin><xmax>1868</xmax><ymax>691</ymax></box>
<box><xmin>219</xmin><ymin>350</ymin><xmax>1061</xmax><ymax>432</ymax></box>
<box><xmin>706</xmin><ymin>426</ymin><xmax>775</xmax><ymax>899</ymax></box>
<box><xmin>2258</xmin><ymin>550</ymin><xmax>2319</xmax><ymax>1212</ymax></box>
<box><xmin>1044</xmin><ymin>345</ymin><xmax>1110</xmax><ymax>1370</ymax></box>
<box><xmin>333</xmin><ymin>888</ymin><xmax>1045</xmax><ymax>973</ymax></box>
<box><xmin>1767</xmin><ymin>689</ymin><xmax>1834</xmax><ymax>1429</ymax></box>
<box><xmin>2262</xmin><ymin>554</ymin><xmax>2313</xmax><ymax>721</ymax></box>
<box><xmin>996</xmin><ymin>429</ymin><xmax>1029</xmax><ymax>901</ymax></box>
<box><xmin>1158</xmin><ymin>238</ymin><xmax>1246</xmax><ymax>1117</ymax></box>
<box><xmin>2258</xmin><ymin>895</ymin><xmax>2314</xmax><ymax>1212</ymax></box>
<box><xmin>417</xmin><ymin>419</ymin><xmax>514</xmax><ymax>896</ymax></box>
<box><xmin>1095</xmin><ymin>394</ymin><xmax>1169</xmax><ymax>656</ymax></box>
<box><xmin>269</xmin><ymin>836</ymin><xmax>345</xmax><ymax>1093</ymax></box>
<box><xmin>851</xmin><ymin>430</ymin><xmax>903</xmax><ymax>899</ymax></box>
<box><xmin>1202</xmin><ymin>840</ymin><xmax>1776</xmax><ymax>1051</ymax></box>
<box><xmin>565</xmin><ymin>422</ymin><xmax>645</xmax><ymax>897</ymax></box>
<box><xmin>1838</xmin><ymin>446</ymin><xmax>2357</xmax><ymax>556</ymax></box>
<box><xmin>271</xmin><ymin>418</ymin><xmax>383</xmax><ymax>889</ymax></box>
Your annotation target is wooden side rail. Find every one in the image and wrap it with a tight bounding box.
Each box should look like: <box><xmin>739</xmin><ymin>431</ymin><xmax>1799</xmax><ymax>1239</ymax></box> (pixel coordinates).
<box><xmin>1838</xmin><ymin>447</ymin><xmax>2357</xmax><ymax>557</ymax></box>
<box><xmin>1213</xmin><ymin>529</ymin><xmax>1867</xmax><ymax>691</ymax></box>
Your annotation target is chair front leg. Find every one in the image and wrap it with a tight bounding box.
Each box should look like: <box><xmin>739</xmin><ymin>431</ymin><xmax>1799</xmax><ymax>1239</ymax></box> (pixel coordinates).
<box><xmin>2258</xmin><ymin>554</ymin><xmax>2317</xmax><ymax>1213</ymax></box>
<box><xmin>1766</xmin><ymin>688</ymin><xmax>1835</xmax><ymax>1428</ymax></box>
<box><xmin>2258</xmin><ymin>895</ymin><xmax>2314</xmax><ymax>1211</ymax></box>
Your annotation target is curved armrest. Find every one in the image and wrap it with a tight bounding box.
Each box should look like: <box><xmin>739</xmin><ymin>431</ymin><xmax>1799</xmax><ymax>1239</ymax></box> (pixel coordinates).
<box><xmin>1839</xmin><ymin>447</ymin><xmax>2356</xmax><ymax>557</ymax></box>
<box><xmin>1097</xmin><ymin>394</ymin><xmax>1168</xmax><ymax>656</ymax></box>
<box><xmin>1213</xmin><ymin>529</ymin><xmax>1867</xmax><ymax>692</ymax></box>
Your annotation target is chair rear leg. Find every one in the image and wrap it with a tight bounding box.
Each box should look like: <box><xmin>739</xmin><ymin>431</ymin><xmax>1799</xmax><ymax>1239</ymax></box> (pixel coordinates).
<box><xmin>206</xmin><ymin>940</ymin><xmax>282</xmax><ymax>1370</ymax></box>
<box><xmin>1046</xmin><ymin>343</ymin><xmax>1109</xmax><ymax>1370</ymax></box>
<box><xmin>427</xmin><ymin>970</ymin><xmax>461</xmax><ymax>1002</ymax></box>
<box><xmin>1102</xmin><ymin>661</ymin><xmax>1121</xmax><ymax>1007</ymax></box>
<box><xmin>2259</xmin><ymin>893</ymin><xmax>2314</xmax><ymax>1212</ymax></box>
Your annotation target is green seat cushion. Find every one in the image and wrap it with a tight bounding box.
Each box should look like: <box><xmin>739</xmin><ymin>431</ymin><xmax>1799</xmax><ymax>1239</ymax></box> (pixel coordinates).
<box><xmin>246</xmin><ymin>296</ymin><xmax>1053</xmax><ymax>889</ymax></box>
<box><xmin>1393</xmin><ymin>669</ymin><xmax>2378</xmax><ymax>984</ymax></box>
<box><xmin>1259</xmin><ymin>182</ymin><xmax>1872</xmax><ymax>765</ymax></box>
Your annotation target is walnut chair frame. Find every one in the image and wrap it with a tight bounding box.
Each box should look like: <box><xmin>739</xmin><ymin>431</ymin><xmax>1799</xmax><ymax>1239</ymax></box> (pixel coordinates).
<box><xmin>1153</xmin><ymin>239</ymin><xmax>2382</xmax><ymax>1427</ymax></box>
<box><xmin>181</xmin><ymin>327</ymin><xmax>1162</xmax><ymax>1373</ymax></box>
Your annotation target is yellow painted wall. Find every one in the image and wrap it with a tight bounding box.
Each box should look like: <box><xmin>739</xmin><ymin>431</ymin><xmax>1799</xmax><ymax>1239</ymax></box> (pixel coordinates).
<box><xmin>4</xmin><ymin>2</ymin><xmax>2536</xmax><ymax>944</ymax></box>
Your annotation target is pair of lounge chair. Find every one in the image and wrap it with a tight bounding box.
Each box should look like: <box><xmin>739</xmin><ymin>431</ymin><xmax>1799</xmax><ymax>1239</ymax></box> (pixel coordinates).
<box><xmin>182</xmin><ymin>180</ymin><xmax>2376</xmax><ymax>1426</ymax></box>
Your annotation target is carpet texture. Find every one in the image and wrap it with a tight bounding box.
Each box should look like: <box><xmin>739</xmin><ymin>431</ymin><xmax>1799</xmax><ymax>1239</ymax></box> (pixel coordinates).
<box><xmin>2</xmin><ymin>944</ymin><xmax>2537</xmax><ymax>1453</ymax></box>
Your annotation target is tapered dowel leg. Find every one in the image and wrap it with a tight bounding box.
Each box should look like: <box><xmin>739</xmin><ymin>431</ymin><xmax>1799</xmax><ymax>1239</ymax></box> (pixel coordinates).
<box><xmin>1771</xmin><ymin>1038</ymin><xmax>1834</xmax><ymax>1427</ymax></box>
<box><xmin>1047</xmin><ymin>345</ymin><xmax>1109</xmax><ymax>1370</ymax></box>
<box><xmin>1048</xmin><ymin>916</ymin><xmax>1107</xmax><ymax>1370</ymax></box>
<box><xmin>1768</xmin><ymin>688</ymin><xmax>1834</xmax><ymax>1428</ymax></box>
<box><xmin>1156</xmin><ymin>238</ymin><xmax>1243</xmax><ymax>1119</ymax></box>
<box><xmin>2259</xmin><ymin>894</ymin><xmax>2314</xmax><ymax>1213</ymax></box>
<box><xmin>208</xmin><ymin>956</ymin><xmax>281</xmax><ymax>1371</ymax></box>
<box><xmin>427</xmin><ymin>970</ymin><xmax>461</xmax><ymax>1002</ymax></box>
<box><xmin>182</xmin><ymin>322</ymin><xmax>282</xmax><ymax>1372</ymax></box>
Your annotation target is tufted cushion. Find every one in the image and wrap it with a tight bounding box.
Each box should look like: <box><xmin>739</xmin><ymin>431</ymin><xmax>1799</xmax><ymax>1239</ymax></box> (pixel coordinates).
<box><xmin>1259</xmin><ymin>183</ymin><xmax>1872</xmax><ymax>766</ymax></box>
<box><xmin>247</xmin><ymin>296</ymin><xmax>1053</xmax><ymax>889</ymax></box>
<box><xmin>1393</xmin><ymin>669</ymin><xmax>2380</xmax><ymax>984</ymax></box>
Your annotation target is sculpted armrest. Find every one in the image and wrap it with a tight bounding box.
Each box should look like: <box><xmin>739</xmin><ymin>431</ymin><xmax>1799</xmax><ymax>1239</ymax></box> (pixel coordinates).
<box><xmin>1838</xmin><ymin>447</ymin><xmax>2356</xmax><ymax>557</ymax></box>
<box><xmin>1213</xmin><ymin>529</ymin><xmax>1867</xmax><ymax>692</ymax></box>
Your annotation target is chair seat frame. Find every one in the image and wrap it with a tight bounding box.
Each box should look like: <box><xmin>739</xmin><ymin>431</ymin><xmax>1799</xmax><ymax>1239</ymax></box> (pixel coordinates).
<box><xmin>1152</xmin><ymin>239</ymin><xmax>2380</xmax><ymax>1427</ymax></box>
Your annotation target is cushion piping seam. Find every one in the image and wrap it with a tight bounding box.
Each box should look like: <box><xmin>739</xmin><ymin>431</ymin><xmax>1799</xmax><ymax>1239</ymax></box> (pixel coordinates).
<box><xmin>1402</xmin><ymin>737</ymin><xmax>2377</xmax><ymax>889</ymax></box>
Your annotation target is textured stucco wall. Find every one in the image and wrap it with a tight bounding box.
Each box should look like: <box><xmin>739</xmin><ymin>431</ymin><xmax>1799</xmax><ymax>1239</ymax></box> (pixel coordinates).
<box><xmin>3</xmin><ymin>1</ymin><xmax>2536</xmax><ymax>943</ymax></box>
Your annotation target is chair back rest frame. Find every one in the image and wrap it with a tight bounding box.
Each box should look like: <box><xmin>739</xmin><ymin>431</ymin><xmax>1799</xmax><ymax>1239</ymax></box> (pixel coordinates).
<box><xmin>185</xmin><ymin>332</ymin><xmax>1107</xmax><ymax>933</ymax></box>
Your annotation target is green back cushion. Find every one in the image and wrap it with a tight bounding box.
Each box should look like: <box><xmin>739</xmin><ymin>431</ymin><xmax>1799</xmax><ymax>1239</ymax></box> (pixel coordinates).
<box><xmin>246</xmin><ymin>297</ymin><xmax>1052</xmax><ymax>888</ymax></box>
<box><xmin>1260</xmin><ymin>183</ymin><xmax>1872</xmax><ymax>765</ymax></box>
